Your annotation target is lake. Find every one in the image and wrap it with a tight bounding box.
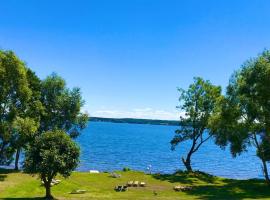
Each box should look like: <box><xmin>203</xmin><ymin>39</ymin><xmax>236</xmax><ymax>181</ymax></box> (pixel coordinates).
<box><xmin>76</xmin><ymin>121</ymin><xmax>267</xmax><ymax>179</ymax></box>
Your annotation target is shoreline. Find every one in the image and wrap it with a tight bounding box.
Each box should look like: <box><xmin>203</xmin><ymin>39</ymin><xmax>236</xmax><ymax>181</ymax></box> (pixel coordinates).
<box><xmin>1</xmin><ymin>168</ymin><xmax>269</xmax><ymax>199</ymax></box>
<box><xmin>0</xmin><ymin>166</ymin><xmax>264</xmax><ymax>181</ymax></box>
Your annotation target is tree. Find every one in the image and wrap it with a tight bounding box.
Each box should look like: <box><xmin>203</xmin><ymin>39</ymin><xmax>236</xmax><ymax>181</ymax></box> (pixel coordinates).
<box><xmin>0</xmin><ymin>50</ymin><xmax>32</xmax><ymax>165</ymax></box>
<box><xmin>39</xmin><ymin>73</ymin><xmax>88</xmax><ymax>138</ymax></box>
<box><xmin>210</xmin><ymin>50</ymin><xmax>270</xmax><ymax>184</ymax></box>
<box><xmin>11</xmin><ymin>69</ymin><xmax>43</xmax><ymax>170</ymax></box>
<box><xmin>24</xmin><ymin>130</ymin><xmax>80</xmax><ymax>199</ymax></box>
<box><xmin>22</xmin><ymin>73</ymin><xmax>87</xmax><ymax>198</ymax></box>
<box><xmin>171</xmin><ymin>77</ymin><xmax>222</xmax><ymax>171</ymax></box>
<box><xmin>12</xmin><ymin>117</ymin><xmax>39</xmax><ymax>170</ymax></box>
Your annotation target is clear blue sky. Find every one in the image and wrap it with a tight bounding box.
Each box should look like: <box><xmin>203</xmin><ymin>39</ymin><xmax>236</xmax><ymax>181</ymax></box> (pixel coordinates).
<box><xmin>1</xmin><ymin>0</ymin><xmax>270</xmax><ymax>119</ymax></box>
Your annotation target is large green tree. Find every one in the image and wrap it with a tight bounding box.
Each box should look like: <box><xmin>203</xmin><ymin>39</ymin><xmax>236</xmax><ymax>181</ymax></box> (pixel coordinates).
<box><xmin>11</xmin><ymin>69</ymin><xmax>43</xmax><ymax>170</ymax></box>
<box><xmin>0</xmin><ymin>50</ymin><xmax>32</xmax><ymax>165</ymax></box>
<box><xmin>210</xmin><ymin>50</ymin><xmax>270</xmax><ymax>184</ymax></box>
<box><xmin>39</xmin><ymin>73</ymin><xmax>88</xmax><ymax>138</ymax></box>
<box><xmin>23</xmin><ymin>73</ymin><xmax>88</xmax><ymax>198</ymax></box>
<box><xmin>171</xmin><ymin>77</ymin><xmax>222</xmax><ymax>171</ymax></box>
<box><xmin>24</xmin><ymin>130</ymin><xmax>80</xmax><ymax>199</ymax></box>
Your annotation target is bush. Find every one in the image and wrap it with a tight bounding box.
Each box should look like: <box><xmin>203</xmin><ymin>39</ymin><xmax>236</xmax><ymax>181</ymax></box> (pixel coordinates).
<box><xmin>122</xmin><ymin>167</ymin><xmax>131</xmax><ymax>172</ymax></box>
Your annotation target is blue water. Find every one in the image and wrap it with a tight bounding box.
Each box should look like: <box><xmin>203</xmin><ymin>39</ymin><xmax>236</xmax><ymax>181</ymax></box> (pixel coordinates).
<box><xmin>76</xmin><ymin>121</ymin><xmax>267</xmax><ymax>180</ymax></box>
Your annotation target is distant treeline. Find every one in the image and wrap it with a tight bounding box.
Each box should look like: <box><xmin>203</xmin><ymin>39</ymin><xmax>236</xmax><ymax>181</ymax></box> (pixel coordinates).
<box><xmin>89</xmin><ymin>117</ymin><xmax>179</xmax><ymax>126</ymax></box>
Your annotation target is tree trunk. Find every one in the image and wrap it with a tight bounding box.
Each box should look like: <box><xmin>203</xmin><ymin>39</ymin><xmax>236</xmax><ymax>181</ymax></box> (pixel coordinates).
<box><xmin>0</xmin><ymin>143</ymin><xmax>5</xmax><ymax>155</ymax></box>
<box><xmin>44</xmin><ymin>181</ymin><xmax>53</xmax><ymax>199</ymax></box>
<box><xmin>182</xmin><ymin>152</ymin><xmax>192</xmax><ymax>172</ymax></box>
<box><xmin>181</xmin><ymin>135</ymin><xmax>198</xmax><ymax>172</ymax></box>
<box><xmin>262</xmin><ymin>159</ymin><xmax>270</xmax><ymax>185</ymax></box>
<box><xmin>0</xmin><ymin>142</ymin><xmax>7</xmax><ymax>159</ymax></box>
<box><xmin>14</xmin><ymin>148</ymin><xmax>20</xmax><ymax>170</ymax></box>
<box><xmin>253</xmin><ymin>133</ymin><xmax>270</xmax><ymax>185</ymax></box>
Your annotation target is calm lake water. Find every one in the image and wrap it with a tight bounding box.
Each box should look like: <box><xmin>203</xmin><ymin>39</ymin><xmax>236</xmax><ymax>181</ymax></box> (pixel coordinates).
<box><xmin>76</xmin><ymin>121</ymin><xmax>267</xmax><ymax>180</ymax></box>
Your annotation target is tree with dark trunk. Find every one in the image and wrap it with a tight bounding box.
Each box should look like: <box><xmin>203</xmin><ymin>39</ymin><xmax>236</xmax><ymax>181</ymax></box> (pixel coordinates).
<box><xmin>210</xmin><ymin>50</ymin><xmax>270</xmax><ymax>184</ymax></box>
<box><xmin>12</xmin><ymin>69</ymin><xmax>43</xmax><ymax>170</ymax></box>
<box><xmin>22</xmin><ymin>73</ymin><xmax>88</xmax><ymax>198</ymax></box>
<box><xmin>14</xmin><ymin>148</ymin><xmax>20</xmax><ymax>170</ymax></box>
<box><xmin>24</xmin><ymin>130</ymin><xmax>80</xmax><ymax>199</ymax></box>
<box><xmin>171</xmin><ymin>77</ymin><xmax>221</xmax><ymax>171</ymax></box>
<box><xmin>45</xmin><ymin>181</ymin><xmax>52</xmax><ymax>199</ymax></box>
<box><xmin>0</xmin><ymin>50</ymin><xmax>33</xmax><ymax>165</ymax></box>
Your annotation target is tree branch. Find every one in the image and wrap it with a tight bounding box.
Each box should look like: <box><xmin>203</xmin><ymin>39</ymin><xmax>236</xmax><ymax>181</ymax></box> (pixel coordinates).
<box><xmin>192</xmin><ymin>134</ymin><xmax>212</xmax><ymax>153</ymax></box>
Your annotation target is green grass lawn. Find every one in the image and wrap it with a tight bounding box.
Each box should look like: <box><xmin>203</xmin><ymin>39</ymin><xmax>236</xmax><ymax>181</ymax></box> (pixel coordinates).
<box><xmin>0</xmin><ymin>168</ymin><xmax>270</xmax><ymax>200</ymax></box>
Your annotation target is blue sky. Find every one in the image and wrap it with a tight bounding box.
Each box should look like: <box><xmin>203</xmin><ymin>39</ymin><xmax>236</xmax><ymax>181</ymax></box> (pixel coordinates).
<box><xmin>1</xmin><ymin>0</ymin><xmax>270</xmax><ymax>119</ymax></box>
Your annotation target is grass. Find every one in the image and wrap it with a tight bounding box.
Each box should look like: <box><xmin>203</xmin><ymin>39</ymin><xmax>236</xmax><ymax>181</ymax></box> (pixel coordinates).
<box><xmin>0</xmin><ymin>168</ymin><xmax>270</xmax><ymax>200</ymax></box>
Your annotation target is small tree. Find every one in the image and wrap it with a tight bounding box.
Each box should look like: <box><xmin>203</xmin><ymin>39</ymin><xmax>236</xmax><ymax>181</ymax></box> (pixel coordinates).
<box><xmin>210</xmin><ymin>50</ymin><xmax>270</xmax><ymax>184</ymax></box>
<box><xmin>24</xmin><ymin>130</ymin><xmax>80</xmax><ymax>199</ymax></box>
<box><xmin>171</xmin><ymin>77</ymin><xmax>221</xmax><ymax>171</ymax></box>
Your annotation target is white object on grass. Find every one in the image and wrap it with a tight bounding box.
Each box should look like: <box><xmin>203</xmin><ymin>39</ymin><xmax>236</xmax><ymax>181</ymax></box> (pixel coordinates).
<box><xmin>89</xmin><ymin>170</ymin><xmax>100</xmax><ymax>173</ymax></box>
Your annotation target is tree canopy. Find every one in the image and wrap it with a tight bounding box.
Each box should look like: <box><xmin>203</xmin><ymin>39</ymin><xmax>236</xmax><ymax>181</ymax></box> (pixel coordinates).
<box><xmin>0</xmin><ymin>49</ymin><xmax>88</xmax><ymax>198</ymax></box>
<box><xmin>210</xmin><ymin>50</ymin><xmax>270</xmax><ymax>184</ymax></box>
<box><xmin>40</xmin><ymin>74</ymin><xmax>88</xmax><ymax>138</ymax></box>
<box><xmin>24</xmin><ymin>130</ymin><xmax>80</xmax><ymax>199</ymax></box>
<box><xmin>0</xmin><ymin>50</ymin><xmax>32</xmax><ymax>165</ymax></box>
<box><xmin>171</xmin><ymin>77</ymin><xmax>222</xmax><ymax>171</ymax></box>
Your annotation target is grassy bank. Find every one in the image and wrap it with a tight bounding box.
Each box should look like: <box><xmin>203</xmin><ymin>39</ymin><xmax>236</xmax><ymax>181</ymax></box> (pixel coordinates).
<box><xmin>0</xmin><ymin>168</ymin><xmax>270</xmax><ymax>200</ymax></box>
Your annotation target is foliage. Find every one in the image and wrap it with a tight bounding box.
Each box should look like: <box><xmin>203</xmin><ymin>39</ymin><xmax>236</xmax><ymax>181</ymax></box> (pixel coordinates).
<box><xmin>122</xmin><ymin>167</ymin><xmax>131</xmax><ymax>171</ymax></box>
<box><xmin>0</xmin><ymin>50</ymin><xmax>32</xmax><ymax>165</ymax></box>
<box><xmin>11</xmin><ymin>69</ymin><xmax>43</xmax><ymax>170</ymax></box>
<box><xmin>0</xmin><ymin>49</ymin><xmax>87</xmax><ymax>197</ymax></box>
<box><xmin>210</xmin><ymin>50</ymin><xmax>270</xmax><ymax>184</ymax></box>
<box><xmin>40</xmin><ymin>73</ymin><xmax>88</xmax><ymax>138</ymax></box>
<box><xmin>171</xmin><ymin>77</ymin><xmax>222</xmax><ymax>171</ymax></box>
<box><xmin>24</xmin><ymin>68</ymin><xmax>44</xmax><ymax>120</ymax></box>
<box><xmin>257</xmin><ymin>138</ymin><xmax>270</xmax><ymax>161</ymax></box>
<box><xmin>24</xmin><ymin>130</ymin><xmax>80</xmax><ymax>198</ymax></box>
<box><xmin>11</xmin><ymin>117</ymin><xmax>39</xmax><ymax>156</ymax></box>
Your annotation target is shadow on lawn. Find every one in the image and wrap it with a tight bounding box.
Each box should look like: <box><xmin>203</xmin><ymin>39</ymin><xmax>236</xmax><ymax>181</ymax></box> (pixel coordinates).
<box><xmin>184</xmin><ymin>179</ymin><xmax>270</xmax><ymax>200</ymax></box>
<box><xmin>152</xmin><ymin>170</ymin><xmax>216</xmax><ymax>184</ymax></box>
<box><xmin>2</xmin><ymin>198</ymin><xmax>45</xmax><ymax>200</ymax></box>
<box><xmin>0</xmin><ymin>168</ymin><xmax>20</xmax><ymax>182</ymax></box>
<box><xmin>153</xmin><ymin>171</ymin><xmax>270</xmax><ymax>200</ymax></box>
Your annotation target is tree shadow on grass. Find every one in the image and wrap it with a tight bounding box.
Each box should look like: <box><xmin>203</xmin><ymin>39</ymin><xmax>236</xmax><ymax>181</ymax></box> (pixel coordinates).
<box><xmin>183</xmin><ymin>179</ymin><xmax>270</xmax><ymax>200</ymax></box>
<box><xmin>152</xmin><ymin>170</ymin><xmax>216</xmax><ymax>184</ymax></box>
<box><xmin>0</xmin><ymin>168</ymin><xmax>20</xmax><ymax>174</ymax></box>
<box><xmin>0</xmin><ymin>168</ymin><xmax>20</xmax><ymax>182</ymax></box>
<box><xmin>2</xmin><ymin>198</ymin><xmax>46</xmax><ymax>200</ymax></box>
<box><xmin>0</xmin><ymin>174</ymin><xmax>7</xmax><ymax>181</ymax></box>
<box><xmin>153</xmin><ymin>170</ymin><xmax>270</xmax><ymax>200</ymax></box>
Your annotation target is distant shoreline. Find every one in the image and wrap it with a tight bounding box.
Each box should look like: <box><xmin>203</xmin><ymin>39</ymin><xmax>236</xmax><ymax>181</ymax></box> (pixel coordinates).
<box><xmin>89</xmin><ymin>117</ymin><xmax>179</xmax><ymax>126</ymax></box>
